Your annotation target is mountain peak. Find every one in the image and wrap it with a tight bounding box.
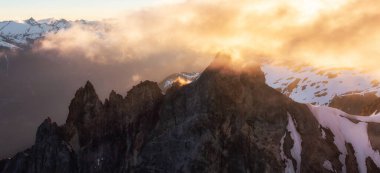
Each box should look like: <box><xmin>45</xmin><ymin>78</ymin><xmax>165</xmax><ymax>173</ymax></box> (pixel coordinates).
<box><xmin>25</xmin><ymin>17</ymin><xmax>38</xmax><ymax>25</ymax></box>
<box><xmin>199</xmin><ymin>53</ymin><xmax>265</xmax><ymax>86</ymax></box>
<box><xmin>67</xmin><ymin>81</ymin><xmax>100</xmax><ymax>106</ymax></box>
<box><xmin>66</xmin><ymin>81</ymin><xmax>102</xmax><ymax>131</ymax></box>
<box><xmin>126</xmin><ymin>81</ymin><xmax>162</xmax><ymax>99</ymax></box>
<box><xmin>207</xmin><ymin>52</ymin><xmax>234</xmax><ymax>70</ymax></box>
<box><xmin>84</xmin><ymin>80</ymin><xmax>95</xmax><ymax>90</ymax></box>
<box><xmin>35</xmin><ymin>117</ymin><xmax>59</xmax><ymax>144</ymax></box>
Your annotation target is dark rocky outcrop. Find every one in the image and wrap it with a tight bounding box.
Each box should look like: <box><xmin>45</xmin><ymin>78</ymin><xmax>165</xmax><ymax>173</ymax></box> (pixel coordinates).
<box><xmin>345</xmin><ymin>143</ymin><xmax>359</xmax><ymax>173</ymax></box>
<box><xmin>1</xmin><ymin>118</ymin><xmax>77</xmax><ymax>173</ymax></box>
<box><xmin>367</xmin><ymin>122</ymin><xmax>380</xmax><ymax>152</ymax></box>
<box><xmin>1</xmin><ymin>54</ymin><xmax>379</xmax><ymax>173</ymax></box>
<box><xmin>329</xmin><ymin>93</ymin><xmax>379</xmax><ymax>115</ymax></box>
<box><xmin>62</xmin><ymin>80</ymin><xmax>163</xmax><ymax>173</ymax></box>
<box><xmin>366</xmin><ymin>157</ymin><xmax>380</xmax><ymax>173</ymax></box>
<box><xmin>361</xmin><ymin>97</ymin><xmax>380</xmax><ymax>116</ymax></box>
<box><xmin>0</xmin><ymin>79</ymin><xmax>163</xmax><ymax>173</ymax></box>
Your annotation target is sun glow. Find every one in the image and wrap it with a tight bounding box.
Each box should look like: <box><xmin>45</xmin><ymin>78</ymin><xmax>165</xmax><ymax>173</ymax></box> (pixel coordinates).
<box><xmin>174</xmin><ymin>77</ymin><xmax>192</xmax><ymax>86</ymax></box>
<box><xmin>39</xmin><ymin>0</ymin><xmax>380</xmax><ymax>76</ymax></box>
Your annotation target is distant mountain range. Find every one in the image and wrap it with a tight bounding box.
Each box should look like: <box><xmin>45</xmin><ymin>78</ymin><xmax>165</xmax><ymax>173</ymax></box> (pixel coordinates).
<box><xmin>0</xmin><ymin>18</ymin><xmax>99</xmax><ymax>49</ymax></box>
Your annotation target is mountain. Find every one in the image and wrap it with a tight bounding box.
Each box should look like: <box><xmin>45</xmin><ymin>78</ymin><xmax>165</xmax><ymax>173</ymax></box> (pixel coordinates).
<box><xmin>0</xmin><ymin>18</ymin><xmax>100</xmax><ymax>49</ymax></box>
<box><xmin>0</xmin><ymin>18</ymin><xmax>70</xmax><ymax>49</ymax></box>
<box><xmin>2</xmin><ymin>53</ymin><xmax>380</xmax><ymax>173</ymax></box>
<box><xmin>160</xmin><ymin>64</ymin><xmax>380</xmax><ymax>115</ymax></box>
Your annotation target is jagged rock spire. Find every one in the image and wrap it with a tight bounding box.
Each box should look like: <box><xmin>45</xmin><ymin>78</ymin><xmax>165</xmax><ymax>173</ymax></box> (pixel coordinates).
<box><xmin>35</xmin><ymin>117</ymin><xmax>58</xmax><ymax>143</ymax></box>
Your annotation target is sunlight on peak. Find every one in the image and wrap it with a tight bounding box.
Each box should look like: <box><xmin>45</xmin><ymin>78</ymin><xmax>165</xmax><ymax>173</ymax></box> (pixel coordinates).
<box><xmin>174</xmin><ymin>76</ymin><xmax>192</xmax><ymax>86</ymax></box>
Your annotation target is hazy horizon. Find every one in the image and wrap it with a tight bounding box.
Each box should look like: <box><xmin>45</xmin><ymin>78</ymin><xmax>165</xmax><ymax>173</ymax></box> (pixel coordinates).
<box><xmin>0</xmin><ymin>0</ymin><xmax>184</xmax><ymax>21</ymax></box>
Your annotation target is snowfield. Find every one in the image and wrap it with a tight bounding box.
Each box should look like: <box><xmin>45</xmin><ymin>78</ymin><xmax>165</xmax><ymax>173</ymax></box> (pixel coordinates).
<box><xmin>262</xmin><ymin>64</ymin><xmax>380</xmax><ymax>105</ymax></box>
<box><xmin>308</xmin><ymin>105</ymin><xmax>380</xmax><ymax>173</ymax></box>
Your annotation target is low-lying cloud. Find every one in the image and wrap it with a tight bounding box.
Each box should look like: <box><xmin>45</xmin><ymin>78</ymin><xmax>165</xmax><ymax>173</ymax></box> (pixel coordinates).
<box><xmin>38</xmin><ymin>0</ymin><xmax>380</xmax><ymax>74</ymax></box>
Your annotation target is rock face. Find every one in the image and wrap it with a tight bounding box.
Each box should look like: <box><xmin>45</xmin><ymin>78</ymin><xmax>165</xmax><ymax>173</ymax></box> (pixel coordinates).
<box><xmin>2</xmin><ymin>54</ymin><xmax>380</xmax><ymax>173</ymax></box>
<box><xmin>62</xmin><ymin>81</ymin><xmax>163</xmax><ymax>173</ymax></box>
<box><xmin>361</xmin><ymin>98</ymin><xmax>380</xmax><ymax>116</ymax></box>
<box><xmin>135</xmin><ymin>54</ymin><xmax>339</xmax><ymax>172</ymax></box>
<box><xmin>329</xmin><ymin>93</ymin><xmax>379</xmax><ymax>115</ymax></box>
<box><xmin>1</xmin><ymin>118</ymin><xmax>77</xmax><ymax>173</ymax></box>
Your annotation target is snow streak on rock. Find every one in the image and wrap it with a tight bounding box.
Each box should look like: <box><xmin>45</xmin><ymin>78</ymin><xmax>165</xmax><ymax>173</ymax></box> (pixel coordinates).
<box><xmin>308</xmin><ymin>105</ymin><xmax>380</xmax><ymax>173</ymax></box>
<box><xmin>280</xmin><ymin>113</ymin><xmax>303</xmax><ymax>173</ymax></box>
<box><xmin>280</xmin><ymin>133</ymin><xmax>295</xmax><ymax>173</ymax></box>
<box><xmin>287</xmin><ymin>113</ymin><xmax>302</xmax><ymax>173</ymax></box>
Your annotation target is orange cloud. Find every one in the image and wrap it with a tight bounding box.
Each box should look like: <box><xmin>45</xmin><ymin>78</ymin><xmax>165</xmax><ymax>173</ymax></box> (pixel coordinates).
<box><xmin>38</xmin><ymin>0</ymin><xmax>380</xmax><ymax>75</ymax></box>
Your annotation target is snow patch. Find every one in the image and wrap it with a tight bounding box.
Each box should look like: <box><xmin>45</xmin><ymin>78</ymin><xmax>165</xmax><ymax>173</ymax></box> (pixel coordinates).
<box><xmin>320</xmin><ymin>126</ymin><xmax>326</xmax><ymax>139</ymax></box>
<box><xmin>323</xmin><ymin>160</ymin><xmax>334</xmax><ymax>172</ymax></box>
<box><xmin>344</xmin><ymin>112</ymin><xmax>380</xmax><ymax>123</ymax></box>
<box><xmin>308</xmin><ymin>105</ymin><xmax>380</xmax><ymax>173</ymax></box>
<box><xmin>0</xmin><ymin>40</ymin><xmax>18</xmax><ymax>49</ymax></box>
<box><xmin>280</xmin><ymin>133</ymin><xmax>295</xmax><ymax>173</ymax></box>
<box><xmin>280</xmin><ymin>113</ymin><xmax>303</xmax><ymax>173</ymax></box>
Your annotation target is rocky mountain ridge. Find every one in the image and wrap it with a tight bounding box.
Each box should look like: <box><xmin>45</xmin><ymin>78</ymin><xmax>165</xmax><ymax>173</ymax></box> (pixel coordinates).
<box><xmin>2</xmin><ymin>54</ymin><xmax>380</xmax><ymax>173</ymax></box>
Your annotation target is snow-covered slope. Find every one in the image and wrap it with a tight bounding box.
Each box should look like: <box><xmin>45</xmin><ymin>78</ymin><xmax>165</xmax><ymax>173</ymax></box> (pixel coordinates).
<box><xmin>0</xmin><ymin>40</ymin><xmax>18</xmax><ymax>49</ymax></box>
<box><xmin>263</xmin><ymin>64</ymin><xmax>380</xmax><ymax>105</ymax></box>
<box><xmin>0</xmin><ymin>18</ymin><xmax>99</xmax><ymax>49</ymax></box>
<box><xmin>160</xmin><ymin>64</ymin><xmax>380</xmax><ymax>106</ymax></box>
<box><xmin>0</xmin><ymin>18</ymin><xmax>71</xmax><ymax>48</ymax></box>
<box><xmin>308</xmin><ymin>105</ymin><xmax>380</xmax><ymax>172</ymax></box>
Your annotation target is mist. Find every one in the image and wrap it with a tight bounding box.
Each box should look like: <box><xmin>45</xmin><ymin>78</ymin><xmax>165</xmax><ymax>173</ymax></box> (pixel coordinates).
<box><xmin>39</xmin><ymin>0</ymin><xmax>380</xmax><ymax>75</ymax></box>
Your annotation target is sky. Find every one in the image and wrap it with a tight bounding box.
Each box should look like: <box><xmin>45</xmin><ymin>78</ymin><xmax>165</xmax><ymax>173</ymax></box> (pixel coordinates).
<box><xmin>3</xmin><ymin>0</ymin><xmax>380</xmax><ymax>74</ymax></box>
<box><xmin>0</xmin><ymin>0</ymin><xmax>183</xmax><ymax>21</ymax></box>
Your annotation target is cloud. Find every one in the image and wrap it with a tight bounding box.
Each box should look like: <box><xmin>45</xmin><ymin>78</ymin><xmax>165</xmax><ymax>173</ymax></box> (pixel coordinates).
<box><xmin>132</xmin><ymin>74</ymin><xmax>142</xmax><ymax>82</ymax></box>
<box><xmin>38</xmin><ymin>0</ymin><xmax>380</xmax><ymax>75</ymax></box>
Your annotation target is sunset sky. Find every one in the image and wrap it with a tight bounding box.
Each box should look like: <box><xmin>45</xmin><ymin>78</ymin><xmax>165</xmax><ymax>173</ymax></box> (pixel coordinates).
<box><xmin>2</xmin><ymin>0</ymin><xmax>380</xmax><ymax>73</ymax></box>
<box><xmin>0</xmin><ymin>0</ymin><xmax>183</xmax><ymax>21</ymax></box>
